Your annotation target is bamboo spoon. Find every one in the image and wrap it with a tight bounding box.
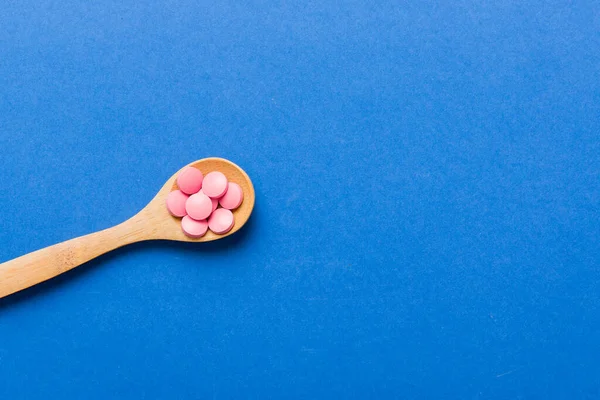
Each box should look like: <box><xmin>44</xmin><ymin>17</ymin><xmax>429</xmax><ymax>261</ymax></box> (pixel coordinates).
<box><xmin>0</xmin><ymin>158</ymin><xmax>255</xmax><ymax>299</ymax></box>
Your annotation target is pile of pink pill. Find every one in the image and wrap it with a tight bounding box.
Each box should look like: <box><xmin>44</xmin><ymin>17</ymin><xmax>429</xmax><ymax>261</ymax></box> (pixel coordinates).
<box><xmin>166</xmin><ymin>167</ymin><xmax>244</xmax><ymax>238</ymax></box>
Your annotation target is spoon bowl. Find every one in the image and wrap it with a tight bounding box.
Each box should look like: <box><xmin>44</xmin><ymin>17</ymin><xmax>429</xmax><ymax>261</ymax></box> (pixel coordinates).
<box><xmin>0</xmin><ymin>158</ymin><xmax>255</xmax><ymax>298</ymax></box>
<box><xmin>138</xmin><ymin>157</ymin><xmax>255</xmax><ymax>242</ymax></box>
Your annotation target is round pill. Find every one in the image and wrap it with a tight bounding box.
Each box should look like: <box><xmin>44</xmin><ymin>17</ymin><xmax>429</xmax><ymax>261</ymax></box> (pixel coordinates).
<box><xmin>199</xmin><ymin>189</ymin><xmax>218</xmax><ymax>212</ymax></box>
<box><xmin>208</xmin><ymin>208</ymin><xmax>235</xmax><ymax>234</ymax></box>
<box><xmin>185</xmin><ymin>192</ymin><xmax>213</xmax><ymax>220</ymax></box>
<box><xmin>181</xmin><ymin>216</ymin><xmax>208</xmax><ymax>238</ymax></box>
<box><xmin>177</xmin><ymin>167</ymin><xmax>204</xmax><ymax>195</ymax></box>
<box><xmin>166</xmin><ymin>190</ymin><xmax>189</xmax><ymax>217</ymax></box>
<box><xmin>202</xmin><ymin>171</ymin><xmax>228</xmax><ymax>198</ymax></box>
<box><xmin>219</xmin><ymin>182</ymin><xmax>244</xmax><ymax>210</ymax></box>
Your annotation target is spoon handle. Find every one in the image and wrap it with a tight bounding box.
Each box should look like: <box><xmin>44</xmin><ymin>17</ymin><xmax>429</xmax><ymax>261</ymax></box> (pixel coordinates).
<box><xmin>0</xmin><ymin>221</ymin><xmax>141</xmax><ymax>298</ymax></box>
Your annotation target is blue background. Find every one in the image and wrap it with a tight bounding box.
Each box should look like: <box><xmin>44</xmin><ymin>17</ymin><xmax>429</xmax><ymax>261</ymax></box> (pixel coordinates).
<box><xmin>0</xmin><ymin>1</ymin><xmax>598</xmax><ymax>398</ymax></box>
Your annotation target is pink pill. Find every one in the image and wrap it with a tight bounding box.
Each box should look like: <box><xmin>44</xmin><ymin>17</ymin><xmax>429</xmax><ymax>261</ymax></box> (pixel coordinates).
<box><xmin>166</xmin><ymin>190</ymin><xmax>189</xmax><ymax>217</ymax></box>
<box><xmin>208</xmin><ymin>208</ymin><xmax>235</xmax><ymax>234</ymax></box>
<box><xmin>202</xmin><ymin>171</ymin><xmax>228</xmax><ymax>198</ymax></box>
<box><xmin>185</xmin><ymin>192</ymin><xmax>213</xmax><ymax>220</ymax></box>
<box><xmin>177</xmin><ymin>167</ymin><xmax>204</xmax><ymax>195</ymax></box>
<box><xmin>181</xmin><ymin>215</ymin><xmax>208</xmax><ymax>238</ymax></box>
<box><xmin>199</xmin><ymin>189</ymin><xmax>218</xmax><ymax>212</ymax></box>
<box><xmin>219</xmin><ymin>182</ymin><xmax>244</xmax><ymax>210</ymax></box>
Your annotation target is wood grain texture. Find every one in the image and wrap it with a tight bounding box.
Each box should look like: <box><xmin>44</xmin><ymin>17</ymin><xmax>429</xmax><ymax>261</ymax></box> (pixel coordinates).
<box><xmin>0</xmin><ymin>158</ymin><xmax>255</xmax><ymax>298</ymax></box>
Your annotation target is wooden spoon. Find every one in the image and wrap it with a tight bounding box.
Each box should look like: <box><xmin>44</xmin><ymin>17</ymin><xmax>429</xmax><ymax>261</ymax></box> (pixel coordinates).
<box><xmin>0</xmin><ymin>158</ymin><xmax>255</xmax><ymax>299</ymax></box>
